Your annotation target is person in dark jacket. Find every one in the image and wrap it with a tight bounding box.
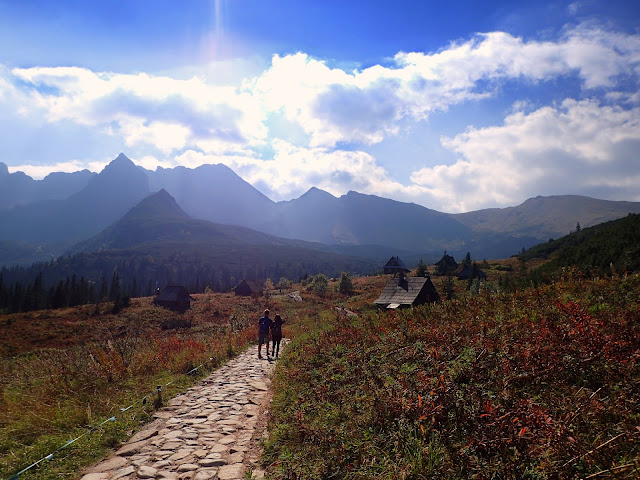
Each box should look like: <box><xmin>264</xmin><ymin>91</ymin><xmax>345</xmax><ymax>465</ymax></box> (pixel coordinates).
<box><xmin>258</xmin><ymin>309</ymin><xmax>272</xmax><ymax>359</ymax></box>
<box><xmin>270</xmin><ymin>313</ymin><xmax>285</xmax><ymax>358</ymax></box>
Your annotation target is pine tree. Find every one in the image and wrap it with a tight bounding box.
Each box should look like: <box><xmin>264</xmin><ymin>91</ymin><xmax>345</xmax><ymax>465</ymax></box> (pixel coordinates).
<box><xmin>338</xmin><ymin>272</ymin><xmax>354</xmax><ymax>294</ymax></box>
<box><xmin>416</xmin><ymin>259</ymin><xmax>428</xmax><ymax>277</ymax></box>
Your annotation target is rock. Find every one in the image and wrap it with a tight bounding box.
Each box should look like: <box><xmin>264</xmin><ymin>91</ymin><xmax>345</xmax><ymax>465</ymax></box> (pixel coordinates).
<box><xmin>194</xmin><ymin>471</ymin><xmax>217</xmax><ymax>480</ymax></box>
<box><xmin>112</xmin><ymin>465</ymin><xmax>136</xmax><ymax>480</ymax></box>
<box><xmin>80</xmin><ymin>473</ymin><xmax>110</xmax><ymax>480</ymax></box>
<box><xmin>76</xmin><ymin>345</ymin><xmax>283</xmax><ymax>480</ymax></box>
<box><xmin>210</xmin><ymin>444</ymin><xmax>228</xmax><ymax>453</ymax></box>
<box><xmin>251</xmin><ymin>469</ymin><xmax>266</xmax><ymax>480</ymax></box>
<box><xmin>130</xmin><ymin>423</ymin><xmax>161</xmax><ymax>443</ymax></box>
<box><xmin>137</xmin><ymin>466</ymin><xmax>158</xmax><ymax>478</ymax></box>
<box><xmin>92</xmin><ymin>456</ymin><xmax>129</xmax><ymax>472</ymax></box>
<box><xmin>168</xmin><ymin>450</ymin><xmax>192</xmax><ymax>461</ymax></box>
<box><xmin>176</xmin><ymin>463</ymin><xmax>199</xmax><ymax>472</ymax></box>
<box><xmin>217</xmin><ymin>464</ymin><xmax>245</xmax><ymax>480</ymax></box>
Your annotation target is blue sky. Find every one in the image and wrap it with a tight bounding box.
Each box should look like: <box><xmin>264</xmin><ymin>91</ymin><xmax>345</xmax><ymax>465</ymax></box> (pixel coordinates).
<box><xmin>1</xmin><ymin>0</ymin><xmax>639</xmax><ymax>212</ymax></box>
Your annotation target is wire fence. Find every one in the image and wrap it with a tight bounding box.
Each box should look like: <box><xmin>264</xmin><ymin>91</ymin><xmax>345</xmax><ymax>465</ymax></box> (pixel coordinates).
<box><xmin>7</xmin><ymin>360</ymin><xmax>211</xmax><ymax>480</ymax></box>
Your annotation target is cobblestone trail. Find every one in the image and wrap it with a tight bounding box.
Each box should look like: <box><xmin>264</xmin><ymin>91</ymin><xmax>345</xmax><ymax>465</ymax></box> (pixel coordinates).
<box><xmin>81</xmin><ymin>346</ymin><xmax>282</xmax><ymax>480</ymax></box>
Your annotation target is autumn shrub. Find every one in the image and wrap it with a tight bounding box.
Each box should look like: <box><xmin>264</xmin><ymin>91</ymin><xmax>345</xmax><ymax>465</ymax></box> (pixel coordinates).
<box><xmin>264</xmin><ymin>274</ymin><xmax>640</xmax><ymax>479</ymax></box>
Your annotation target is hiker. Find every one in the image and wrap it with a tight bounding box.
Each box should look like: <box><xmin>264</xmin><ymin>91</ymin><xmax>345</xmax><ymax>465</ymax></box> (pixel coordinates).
<box><xmin>258</xmin><ymin>309</ymin><xmax>272</xmax><ymax>359</ymax></box>
<box><xmin>270</xmin><ymin>313</ymin><xmax>285</xmax><ymax>358</ymax></box>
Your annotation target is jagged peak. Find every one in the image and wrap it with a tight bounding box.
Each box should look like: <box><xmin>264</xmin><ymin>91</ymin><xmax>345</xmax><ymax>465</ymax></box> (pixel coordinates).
<box><xmin>122</xmin><ymin>189</ymin><xmax>190</xmax><ymax>220</ymax></box>
<box><xmin>100</xmin><ymin>153</ymin><xmax>136</xmax><ymax>173</ymax></box>
<box><xmin>0</xmin><ymin>162</ymin><xmax>8</xmax><ymax>177</ymax></box>
<box><xmin>301</xmin><ymin>187</ymin><xmax>335</xmax><ymax>199</ymax></box>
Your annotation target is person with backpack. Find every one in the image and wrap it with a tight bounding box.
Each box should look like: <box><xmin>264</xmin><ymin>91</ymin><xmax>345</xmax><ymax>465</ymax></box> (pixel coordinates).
<box><xmin>258</xmin><ymin>309</ymin><xmax>272</xmax><ymax>359</ymax></box>
<box><xmin>270</xmin><ymin>313</ymin><xmax>285</xmax><ymax>358</ymax></box>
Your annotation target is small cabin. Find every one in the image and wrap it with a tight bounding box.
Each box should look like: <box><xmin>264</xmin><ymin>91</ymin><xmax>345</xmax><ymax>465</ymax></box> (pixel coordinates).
<box><xmin>457</xmin><ymin>265</ymin><xmax>488</xmax><ymax>280</ymax></box>
<box><xmin>383</xmin><ymin>256</ymin><xmax>411</xmax><ymax>275</ymax></box>
<box><xmin>434</xmin><ymin>253</ymin><xmax>459</xmax><ymax>275</ymax></box>
<box><xmin>374</xmin><ymin>273</ymin><xmax>440</xmax><ymax>309</ymax></box>
<box><xmin>153</xmin><ymin>285</ymin><xmax>195</xmax><ymax>312</ymax></box>
<box><xmin>233</xmin><ymin>279</ymin><xmax>263</xmax><ymax>296</ymax></box>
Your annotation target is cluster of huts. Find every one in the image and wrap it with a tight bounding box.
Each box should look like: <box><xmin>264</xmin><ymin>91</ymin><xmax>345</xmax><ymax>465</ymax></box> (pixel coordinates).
<box><xmin>434</xmin><ymin>253</ymin><xmax>487</xmax><ymax>280</ymax></box>
<box><xmin>373</xmin><ymin>254</ymin><xmax>487</xmax><ymax>309</ymax></box>
<box><xmin>152</xmin><ymin>253</ymin><xmax>485</xmax><ymax>313</ymax></box>
<box><xmin>373</xmin><ymin>256</ymin><xmax>440</xmax><ymax>309</ymax></box>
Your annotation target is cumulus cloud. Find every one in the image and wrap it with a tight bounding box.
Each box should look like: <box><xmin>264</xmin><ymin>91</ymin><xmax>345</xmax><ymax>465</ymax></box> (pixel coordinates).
<box><xmin>2</xmin><ymin>22</ymin><xmax>640</xmax><ymax>210</ymax></box>
<box><xmin>249</xmin><ymin>25</ymin><xmax>640</xmax><ymax>149</ymax></box>
<box><xmin>411</xmin><ymin>99</ymin><xmax>640</xmax><ymax>212</ymax></box>
<box><xmin>10</xmin><ymin>67</ymin><xmax>267</xmax><ymax>155</ymax></box>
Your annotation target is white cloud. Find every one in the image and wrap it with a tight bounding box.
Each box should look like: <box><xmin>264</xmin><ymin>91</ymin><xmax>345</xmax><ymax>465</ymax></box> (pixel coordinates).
<box><xmin>119</xmin><ymin>118</ymin><xmax>191</xmax><ymax>153</ymax></box>
<box><xmin>8</xmin><ymin>25</ymin><xmax>640</xmax><ymax>155</ymax></box>
<box><xmin>411</xmin><ymin>99</ymin><xmax>640</xmax><ymax>212</ymax></box>
<box><xmin>10</xmin><ymin>66</ymin><xmax>267</xmax><ymax>155</ymax></box>
<box><xmin>2</xmin><ymin>22</ymin><xmax>640</xmax><ymax>210</ymax></box>
<box><xmin>249</xmin><ymin>25</ymin><xmax>640</xmax><ymax>148</ymax></box>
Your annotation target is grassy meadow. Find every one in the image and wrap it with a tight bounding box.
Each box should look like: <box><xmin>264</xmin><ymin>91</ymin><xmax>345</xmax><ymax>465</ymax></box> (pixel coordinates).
<box><xmin>1</xmin><ymin>264</ymin><xmax>639</xmax><ymax>480</ymax></box>
<box><xmin>263</xmin><ymin>271</ymin><xmax>640</xmax><ymax>479</ymax></box>
<box><xmin>0</xmin><ymin>290</ymin><xmax>290</xmax><ymax>480</ymax></box>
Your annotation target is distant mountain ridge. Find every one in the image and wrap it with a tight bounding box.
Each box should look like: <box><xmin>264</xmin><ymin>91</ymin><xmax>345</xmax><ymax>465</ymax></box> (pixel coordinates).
<box><xmin>0</xmin><ymin>161</ymin><xmax>95</xmax><ymax>209</ymax></box>
<box><xmin>7</xmin><ymin>189</ymin><xmax>382</xmax><ymax>295</ymax></box>
<box><xmin>0</xmin><ymin>154</ymin><xmax>149</xmax><ymax>246</ymax></box>
<box><xmin>453</xmin><ymin>195</ymin><xmax>640</xmax><ymax>242</ymax></box>
<box><xmin>1</xmin><ymin>153</ymin><xmax>639</xmax><ymax>267</ymax></box>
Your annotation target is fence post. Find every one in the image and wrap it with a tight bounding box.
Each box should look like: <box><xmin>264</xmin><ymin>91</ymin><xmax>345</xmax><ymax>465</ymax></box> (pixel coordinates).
<box><xmin>154</xmin><ymin>385</ymin><xmax>163</xmax><ymax>409</ymax></box>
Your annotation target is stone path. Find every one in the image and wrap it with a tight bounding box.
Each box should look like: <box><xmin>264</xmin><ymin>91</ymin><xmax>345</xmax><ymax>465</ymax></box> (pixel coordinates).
<box><xmin>81</xmin><ymin>346</ymin><xmax>283</xmax><ymax>480</ymax></box>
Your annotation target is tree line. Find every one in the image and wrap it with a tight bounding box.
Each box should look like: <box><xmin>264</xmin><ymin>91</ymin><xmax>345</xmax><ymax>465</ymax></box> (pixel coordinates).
<box><xmin>0</xmin><ymin>247</ymin><xmax>371</xmax><ymax>314</ymax></box>
<box><xmin>0</xmin><ymin>271</ymin><xmax>132</xmax><ymax>314</ymax></box>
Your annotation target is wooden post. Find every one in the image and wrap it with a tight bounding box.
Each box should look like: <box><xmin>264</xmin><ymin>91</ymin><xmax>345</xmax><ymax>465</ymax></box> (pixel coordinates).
<box><xmin>154</xmin><ymin>385</ymin><xmax>163</xmax><ymax>409</ymax></box>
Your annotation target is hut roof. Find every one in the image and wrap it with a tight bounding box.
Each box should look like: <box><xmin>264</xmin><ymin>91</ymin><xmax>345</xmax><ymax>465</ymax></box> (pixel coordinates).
<box><xmin>434</xmin><ymin>254</ymin><xmax>458</xmax><ymax>269</ymax></box>
<box><xmin>234</xmin><ymin>279</ymin><xmax>263</xmax><ymax>292</ymax></box>
<box><xmin>374</xmin><ymin>276</ymin><xmax>439</xmax><ymax>308</ymax></box>
<box><xmin>457</xmin><ymin>265</ymin><xmax>488</xmax><ymax>280</ymax></box>
<box><xmin>383</xmin><ymin>256</ymin><xmax>411</xmax><ymax>274</ymax></box>
<box><xmin>155</xmin><ymin>285</ymin><xmax>195</xmax><ymax>302</ymax></box>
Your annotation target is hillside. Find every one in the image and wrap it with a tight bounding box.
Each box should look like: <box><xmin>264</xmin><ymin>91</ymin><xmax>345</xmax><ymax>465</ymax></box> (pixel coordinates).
<box><xmin>453</xmin><ymin>195</ymin><xmax>640</xmax><ymax>242</ymax></box>
<box><xmin>522</xmin><ymin>213</ymin><xmax>640</xmax><ymax>278</ymax></box>
<box><xmin>265</xmin><ymin>274</ymin><xmax>640</xmax><ymax>479</ymax></box>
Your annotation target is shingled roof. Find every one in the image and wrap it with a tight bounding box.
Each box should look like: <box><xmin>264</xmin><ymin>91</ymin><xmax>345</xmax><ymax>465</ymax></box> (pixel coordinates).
<box><xmin>383</xmin><ymin>256</ymin><xmax>411</xmax><ymax>274</ymax></box>
<box><xmin>233</xmin><ymin>279</ymin><xmax>264</xmax><ymax>296</ymax></box>
<box><xmin>153</xmin><ymin>285</ymin><xmax>196</xmax><ymax>312</ymax></box>
<box><xmin>457</xmin><ymin>265</ymin><xmax>488</xmax><ymax>280</ymax></box>
<box><xmin>155</xmin><ymin>285</ymin><xmax>195</xmax><ymax>302</ymax></box>
<box><xmin>374</xmin><ymin>275</ymin><xmax>440</xmax><ymax>309</ymax></box>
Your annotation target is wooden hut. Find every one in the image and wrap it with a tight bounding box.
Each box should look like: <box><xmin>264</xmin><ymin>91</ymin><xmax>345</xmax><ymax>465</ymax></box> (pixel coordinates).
<box><xmin>456</xmin><ymin>265</ymin><xmax>488</xmax><ymax>280</ymax></box>
<box><xmin>383</xmin><ymin>256</ymin><xmax>411</xmax><ymax>275</ymax></box>
<box><xmin>153</xmin><ymin>285</ymin><xmax>195</xmax><ymax>312</ymax></box>
<box><xmin>434</xmin><ymin>253</ymin><xmax>458</xmax><ymax>275</ymax></box>
<box><xmin>374</xmin><ymin>274</ymin><xmax>440</xmax><ymax>309</ymax></box>
<box><xmin>233</xmin><ymin>279</ymin><xmax>263</xmax><ymax>296</ymax></box>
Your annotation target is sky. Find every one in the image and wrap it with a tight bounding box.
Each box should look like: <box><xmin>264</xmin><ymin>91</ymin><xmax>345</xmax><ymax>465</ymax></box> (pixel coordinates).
<box><xmin>1</xmin><ymin>0</ymin><xmax>639</xmax><ymax>213</ymax></box>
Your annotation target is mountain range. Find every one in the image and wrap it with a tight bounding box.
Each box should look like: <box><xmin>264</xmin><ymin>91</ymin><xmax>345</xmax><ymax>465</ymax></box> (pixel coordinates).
<box><xmin>1</xmin><ymin>153</ymin><xmax>640</xmax><ymax>267</ymax></box>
